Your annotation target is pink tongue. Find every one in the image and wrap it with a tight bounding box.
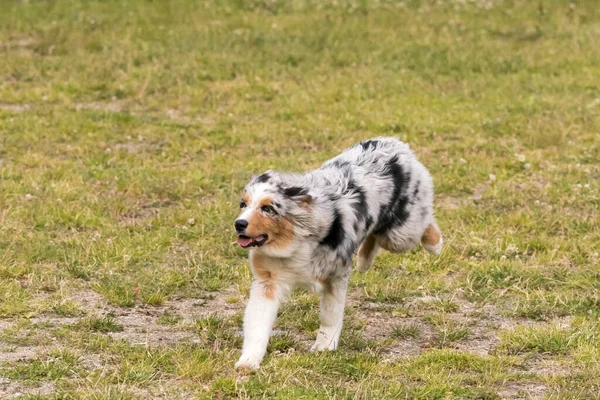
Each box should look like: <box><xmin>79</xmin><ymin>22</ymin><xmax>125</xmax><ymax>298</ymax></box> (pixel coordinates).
<box><xmin>237</xmin><ymin>236</ymin><xmax>252</xmax><ymax>247</ymax></box>
<box><xmin>255</xmin><ymin>235</ymin><xmax>266</xmax><ymax>242</ymax></box>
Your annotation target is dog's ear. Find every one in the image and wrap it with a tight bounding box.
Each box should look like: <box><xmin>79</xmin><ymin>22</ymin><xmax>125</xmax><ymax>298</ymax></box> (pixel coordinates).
<box><xmin>251</xmin><ymin>170</ymin><xmax>274</xmax><ymax>184</ymax></box>
<box><xmin>281</xmin><ymin>186</ymin><xmax>313</xmax><ymax>206</ymax></box>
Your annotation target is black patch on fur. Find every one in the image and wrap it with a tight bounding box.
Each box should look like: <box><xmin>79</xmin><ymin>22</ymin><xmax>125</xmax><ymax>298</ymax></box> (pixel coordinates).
<box><xmin>374</xmin><ymin>156</ymin><xmax>411</xmax><ymax>235</ymax></box>
<box><xmin>360</xmin><ymin>140</ymin><xmax>379</xmax><ymax>151</ymax></box>
<box><xmin>409</xmin><ymin>181</ymin><xmax>420</xmax><ymax>205</ymax></box>
<box><xmin>345</xmin><ymin>180</ymin><xmax>369</xmax><ymax>231</ymax></box>
<box><xmin>365</xmin><ymin>215</ymin><xmax>374</xmax><ymax>231</ymax></box>
<box><xmin>320</xmin><ymin>210</ymin><xmax>345</xmax><ymax>250</ymax></box>
<box><xmin>255</xmin><ymin>172</ymin><xmax>271</xmax><ymax>183</ymax></box>
<box><xmin>282</xmin><ymin>186</ymin><xmax>308</xmax><ymax>198</ymax></box>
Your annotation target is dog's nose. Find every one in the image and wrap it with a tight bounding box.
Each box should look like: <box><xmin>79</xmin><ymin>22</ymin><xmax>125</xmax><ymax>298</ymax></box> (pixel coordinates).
<box><xmin>235</xmin><ymin>219</ymin><xmax>248</xmax><ymax>233</ymax></box>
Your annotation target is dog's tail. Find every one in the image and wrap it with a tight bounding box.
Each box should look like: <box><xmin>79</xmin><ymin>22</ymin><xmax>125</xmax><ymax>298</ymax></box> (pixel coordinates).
<box><xmin>422</xmin><ymin>223</ymin><xmax>443</xmax><ymax>255</ymax></box>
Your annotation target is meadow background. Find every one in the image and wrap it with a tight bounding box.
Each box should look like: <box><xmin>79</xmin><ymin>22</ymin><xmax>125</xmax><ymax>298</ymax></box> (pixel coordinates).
<box><xmin>0</xmin><ymin>0</ymin><xmax>599</xmax><ymax>398</ymax></box>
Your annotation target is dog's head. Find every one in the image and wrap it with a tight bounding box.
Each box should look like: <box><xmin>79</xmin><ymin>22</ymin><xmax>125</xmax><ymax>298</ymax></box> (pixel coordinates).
<box><xmin>234</xmin><ymin>171</ymin><xmax>312</xmax><ymax>254</ymax></box>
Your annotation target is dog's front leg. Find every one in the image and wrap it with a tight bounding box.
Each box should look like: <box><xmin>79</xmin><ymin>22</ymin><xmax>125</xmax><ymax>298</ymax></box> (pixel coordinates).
<box><xmin>235</xmin><ymin>279</ymin><xmax>281</xmax><ymax>369</ymax></box>
<box><xmin>311</xmin><ymin>276</ymin><xmax>349</xmax><ymax>352</ymax></box>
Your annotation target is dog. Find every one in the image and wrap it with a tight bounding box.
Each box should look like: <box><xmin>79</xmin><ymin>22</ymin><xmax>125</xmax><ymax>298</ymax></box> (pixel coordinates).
<box><xmin>233</xmin><ymin>137</ymin><xmax>442</xmax><ymax>369</ymax></box>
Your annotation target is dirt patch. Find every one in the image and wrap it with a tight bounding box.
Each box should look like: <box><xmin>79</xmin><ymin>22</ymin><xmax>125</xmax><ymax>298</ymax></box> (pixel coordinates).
<box><xmin>113</xmin><ymin>142</ymin><xmax>158</xmax><ymax>155</ymax></box>
<box><xmin>496</xmin><ymin>383</ymin><xmax>547</xmax><ymax>400</ymax></box>
<box><xmin>0</xmin><ymin>103</ymin><xmax>30</xmax><ymax>112</ymax></box>
<box><xmin>523</xmin><ymin>356</ymin><xmax>573</xmax><ymax>378</ymax></box>
<box><xmin>118</xmin><ymin>200</ymin><xmax>174</xmax><ymax>227</ymax></box>
<box><xmin>108</xmin><ymin>328</ymin><xmax>198</xmax><ymax>347</ymax></box>
<box><xmin>436</xmin><ymin>194</ymin><xmax>463</xmax><ymax>210</ymax></box>
<box><xmin>0</xmin><ymin>378</ymin><xmax>55</xmax><ymax>399</ymax></box>
<box><xmin>0</xmin><ymin>346</ymin><xmax>40</xmax><ymax>364</ymax></box>
<box><xmin>0</xmin><ymin>38</ymin><xmax>35</xmax><ymax>49</ymax></box>
<box><xmin>349</xmin><ymin>289</ymin><xmax>558</xmax><ymax>360</ymax></box>
<box><xmin>167</xmin><ymin>289</ymin><xmax>245</xmax><ymax>323</ymax></box>
<box><xmin>69</xmin><ymin>289</ymin><xmax>107</xmax><ymax>314</ymax></box>
<box><xmin>1</xmin><ymin>287</ymin><xmax>245</xmax><ymax>359</ymax></box>
<box><xmin>0</xmin><ymin>321</ymin><xmax>14</xmax><ymax>332</ymax></box>
<box><xmin>71</xmin><ymin>288</ymin><xmax>245</xmax><ymax>347</ymax></box>
<box><xmin>75</xmin><ymin>101</ymin><xmax>124</xmax><ymax>113</ymax></box>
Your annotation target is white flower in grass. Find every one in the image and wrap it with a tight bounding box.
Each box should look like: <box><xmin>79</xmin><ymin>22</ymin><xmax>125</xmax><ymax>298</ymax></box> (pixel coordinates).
<box><xmin>123</xmin><ymin>254</ymin><xmax>131</xmax><ymax>262</ymax></box>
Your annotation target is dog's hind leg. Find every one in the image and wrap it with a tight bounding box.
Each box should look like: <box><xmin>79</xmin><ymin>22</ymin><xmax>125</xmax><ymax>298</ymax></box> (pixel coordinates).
<box><xmin>421</xmin><ymin>222</ymin><xmax>443</xmax><ymax>255</ymax></box>
<box><xmin>356</xmin><ymin>234</ymin><xmax>379</xmax><ymax>273</ymax></box>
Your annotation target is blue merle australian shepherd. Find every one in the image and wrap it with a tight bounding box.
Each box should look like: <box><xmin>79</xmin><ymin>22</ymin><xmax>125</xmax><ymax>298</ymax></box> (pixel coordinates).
<box><xmin>233</xmin><ymin>137</ymin><xmax>442</xmax><ymax>369</ymax></box>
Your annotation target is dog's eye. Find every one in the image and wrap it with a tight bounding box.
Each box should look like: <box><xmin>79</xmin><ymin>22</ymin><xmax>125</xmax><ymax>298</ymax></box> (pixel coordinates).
<box><xmin>240</xmin><ymin>202</ymin><xmax>247</xmax><ymax>209</ymax></box>
<box><xmin>261</xmin><ymin>205</ymin><xmax>275</xmax><ymax>214</ymax></box>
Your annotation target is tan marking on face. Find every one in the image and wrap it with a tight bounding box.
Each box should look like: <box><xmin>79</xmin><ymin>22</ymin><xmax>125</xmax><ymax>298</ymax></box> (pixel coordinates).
<box><xmin>259</xmin><ymin>197</ymin><xmax>272</xmax><ymax>207</ymax></box>
<box><xmin>421</xmin><ymin>224</ymin><xmax>441</xmax><ymax>246</ymax></box>
<box><xmin>251</xmin><ymin>252</ymin><xmax>275</xmax><ymax>300</ymax></box>
<box><xmin>246</xmin><ymin>210</ymin><xmax>294</xmax><ymax>249</ymax></box>
<box><xmin>358</xmin><ymin>234</ymin><xmax>377</xmax><ymax>260</ymax></box>
<box><xmin>242</xmin><ymin>192</ymin><xmax>250</xmax><ymax>205</ymax></box>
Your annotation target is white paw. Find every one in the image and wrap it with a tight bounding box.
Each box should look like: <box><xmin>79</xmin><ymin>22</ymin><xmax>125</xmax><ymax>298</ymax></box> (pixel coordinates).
<box><xmin>310</xmin><ymin>334</ymin><xmax>338</xmax><ymax>352</ymax></box>
<box><xmin>235</xmin><ymin>356</ymin><xmax>261</xmax><ymax>370</ymax></box>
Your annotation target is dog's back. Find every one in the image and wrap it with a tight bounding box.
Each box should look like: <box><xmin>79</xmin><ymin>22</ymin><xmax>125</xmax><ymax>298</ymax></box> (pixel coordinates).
<box><xmin>320</xmin><ymin>137</ymin><xmax>443</xmax><ymax>271</ymax></box>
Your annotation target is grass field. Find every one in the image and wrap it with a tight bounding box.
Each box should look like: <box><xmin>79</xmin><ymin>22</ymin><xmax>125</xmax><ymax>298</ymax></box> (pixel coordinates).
<box><xmin>0</xmin><ymin>0</ymin><xmax>599</xmax><ymax>398</ymax></box>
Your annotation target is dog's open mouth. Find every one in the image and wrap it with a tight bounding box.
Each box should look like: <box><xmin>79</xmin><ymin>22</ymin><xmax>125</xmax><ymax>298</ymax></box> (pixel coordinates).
<box><xmin>236</xmin><ymin>234</ymin><xmax>268</xmax><ymax>248</ymax></box>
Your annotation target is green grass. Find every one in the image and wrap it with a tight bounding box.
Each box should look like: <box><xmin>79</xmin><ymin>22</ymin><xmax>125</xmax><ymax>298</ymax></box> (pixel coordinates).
<box><xmin>0</xmin><ymin>0</ymin><xmax>599</xmax><ymax>398</ymax></box>
<box><xmin>392</xmin><ymin>323</ymin><xmax>421</xmax><ymax>340</ymax></box>
<box><xmin>84</xmin><ymin>315</ymin><xmax>124</xmax><ymax>333</ymax></box>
